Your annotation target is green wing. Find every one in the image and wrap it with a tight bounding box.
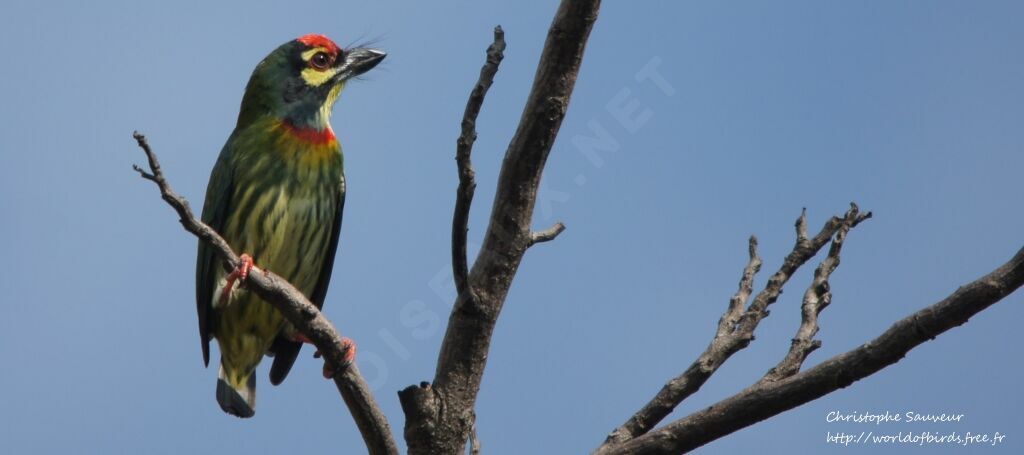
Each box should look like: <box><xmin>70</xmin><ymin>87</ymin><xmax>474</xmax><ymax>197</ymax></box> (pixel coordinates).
<box><xmin>269</xmin><ymin>174</ymin><xmax>345</xmax><ymax>385</ymax></box>
<box><xmin>195</xmin><ymin>147</ymin><xmax>235</xmax><ymax>367</ymax></box>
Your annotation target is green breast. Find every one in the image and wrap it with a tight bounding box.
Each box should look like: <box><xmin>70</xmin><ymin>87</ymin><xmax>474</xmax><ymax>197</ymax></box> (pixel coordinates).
<box><xmin>212</xmin><ymin>118</ymin><xmax>343</xmax><ymax>380</ymax></box>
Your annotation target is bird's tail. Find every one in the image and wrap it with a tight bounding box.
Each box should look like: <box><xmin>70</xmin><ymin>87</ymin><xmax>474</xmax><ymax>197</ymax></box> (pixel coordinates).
<box><xmin>217</xmin><ymin>364</ymin><xmax>256</xmax><ymax>418</ymax></box>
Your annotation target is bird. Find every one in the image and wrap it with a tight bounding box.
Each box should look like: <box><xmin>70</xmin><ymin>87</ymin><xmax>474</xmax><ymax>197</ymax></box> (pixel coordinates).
<box><xmin>195</xmin><ymin>34</ymin><xmax>385</xmax><ymax>418</ymax></box>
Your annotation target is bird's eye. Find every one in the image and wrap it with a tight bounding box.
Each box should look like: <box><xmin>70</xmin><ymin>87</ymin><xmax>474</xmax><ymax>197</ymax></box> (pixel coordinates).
<box><xmin>310</xmin><ymin>52</ymin><xmax>333</xmax><ymax>70</ymax></box>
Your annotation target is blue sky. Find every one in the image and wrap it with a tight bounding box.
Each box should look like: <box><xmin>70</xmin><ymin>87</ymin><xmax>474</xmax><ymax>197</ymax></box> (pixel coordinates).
<box><xmin>1</xmin><ymin>1</ymin><xmax>1022</xmax><ymax>453</ymax></box>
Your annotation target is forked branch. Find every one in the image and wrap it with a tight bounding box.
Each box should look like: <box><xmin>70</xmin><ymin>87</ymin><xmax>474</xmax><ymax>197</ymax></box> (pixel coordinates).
<box><xmin>599</xmin><ymin>206</ymin><xmax>870</xmax><ymax>450</ymax></box>
<box><xmin>399</xmin><ymin>1</ymin><xmax>600</xmax><ymax>453</ymax></box>
<box><xmin>761</xmin><ymin>205</ymin><xmax>870</xmax><ymax>383</ymax></box>
<box><xmin>604</xmin><ymin>244</ymin><xmax>1024</xmax><ymax>454</ymax></box>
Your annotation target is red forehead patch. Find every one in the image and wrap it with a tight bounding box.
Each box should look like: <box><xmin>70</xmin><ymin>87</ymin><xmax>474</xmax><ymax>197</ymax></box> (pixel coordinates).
<box><xmin>296</xmin><ymin>34</ymin><xmax>340</xmax><ymax>54</ymax></box>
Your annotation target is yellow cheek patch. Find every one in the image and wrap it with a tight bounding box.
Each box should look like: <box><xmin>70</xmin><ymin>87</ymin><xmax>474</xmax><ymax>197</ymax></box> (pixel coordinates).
<box><xmin>301</xmin><ymin>67</ymin><xmax>339</xmax><ymax>87</ymax></box>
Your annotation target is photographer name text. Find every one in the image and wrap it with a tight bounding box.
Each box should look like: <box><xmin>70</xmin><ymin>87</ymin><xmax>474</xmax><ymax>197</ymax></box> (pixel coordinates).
<box><xmin>824</xmin><ymin>411</ymin><xmax>1006</xmax><ymax>448</ymax></box>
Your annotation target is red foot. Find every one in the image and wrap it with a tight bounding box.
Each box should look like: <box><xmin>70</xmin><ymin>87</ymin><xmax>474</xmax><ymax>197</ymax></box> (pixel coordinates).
<box><xmin>323</xmin><ymin>337</ymin><xmax>357</xmax><ymax>378</ymax></box>
<box><xmin>218</xmin><ymin>254</ymin><xmax>254</xmax><ymax>306</ymax></box>
<box><xmin>341</xmin><ymin>337</ymin><xmax>357</xmax><ymax>365</ymax></box>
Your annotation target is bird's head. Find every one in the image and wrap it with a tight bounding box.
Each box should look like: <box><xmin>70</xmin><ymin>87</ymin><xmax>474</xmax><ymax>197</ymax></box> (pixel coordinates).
<box><xmin>236</xmin><ymin>34</ymin><xmax>385</xmax><ymax>130</ymax></box>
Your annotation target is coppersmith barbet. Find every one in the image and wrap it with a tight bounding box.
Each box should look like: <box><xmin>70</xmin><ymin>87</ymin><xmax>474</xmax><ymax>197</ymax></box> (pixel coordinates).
<box><xmin>196</xmin><ymin>34</ymin><xmax>384</xmax><ymax>418</ymax></box>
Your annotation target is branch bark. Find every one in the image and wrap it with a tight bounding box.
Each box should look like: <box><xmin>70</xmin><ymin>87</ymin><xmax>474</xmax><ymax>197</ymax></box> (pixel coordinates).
<box><xmin>760</xmin><ymin>206</ymin><xmax>869</xmax><ymax>383</ymax></box>
<box><xmin>452</xmin><ymin>26</ymin><xmax>506</xmax><ymax>298</ymax></box>
<box><xmin>399</xmin><ymin>1</ymin><xmax>601</xmax><ymax>453</ymax></box>
<box><xmin>529</xmin><ymin>221</ymin><xmax>567</xmax><ymax>246</ymax></box>
<box><xmin>131</xmin><ymin>132</ymin><xmax>398</xmax><ymax>455</ymax></box>
<box><xmin>598</xmin><ymin>206</ymin><xmax>869</xmax><ymax>451</ymax></box>
<box><xmin>603</xmin><ymin>244</ymin><xmax>1024</xmax><ymax>454</ymax></box>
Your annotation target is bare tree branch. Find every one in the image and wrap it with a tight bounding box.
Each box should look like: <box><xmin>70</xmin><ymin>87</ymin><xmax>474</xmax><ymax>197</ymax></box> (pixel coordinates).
<box><xmin>598</xmin><ymin>207</ymin><xmax>868</xmax><ymax>450</ymax></box>
<box><xmin>131</xmin><ymin>132</ymin><xmax>398</xmax><ymax>455</ymax></box>
<box><xmin>717</xmin><ymin>236</ymin><xmax>762</xmax><ymax>340</ymax></box>
<box><xmin>603</xmin><ymin>244</ymin><xmax>1024</xmax><ymax>454</ymax></box>
<box><xmin>453</xmin><ymin>26</ymin><xmax>506</xmax><ymax>298</ymax></box>
<box><xmin>761</xmin><ymin>205</ymin><xmax>871</xmax><ymax>383</ymax></box>
<box><xmin>399</xmin><ymin>1</ymin><xmax>601</xmax><ymax>453</ymax></box>
<box><xmin>529</xmin><ymin>221</ymin><xmax>566</xmax><ymax>246</ymax></box>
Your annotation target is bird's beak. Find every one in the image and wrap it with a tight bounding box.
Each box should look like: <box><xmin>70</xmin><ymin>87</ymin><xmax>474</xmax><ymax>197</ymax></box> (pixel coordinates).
<box><xmin>335</xmin><ymin>48</ymin><xmax>386</xmax><ymax>82</ymax></box>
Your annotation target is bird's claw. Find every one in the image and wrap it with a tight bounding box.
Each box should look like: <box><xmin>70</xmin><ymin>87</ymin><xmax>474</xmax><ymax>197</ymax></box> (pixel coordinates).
<box><xmin>237</xmin><ymin>254</ymin><xmax>254</xmax><ymax>281</ymax></box>
<box><xmin>218</xmin><ymin>254</ymin><xmax>254</xmax><ymax>307</ymax></box>
<box><xmin>322</xmin><ymin>337</ymin><xmax>357</xmax><ymax>379</ymax></box>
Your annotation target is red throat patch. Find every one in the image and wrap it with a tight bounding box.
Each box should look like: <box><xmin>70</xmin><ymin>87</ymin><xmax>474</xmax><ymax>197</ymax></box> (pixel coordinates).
<box><xmin>282</xmin><ymin>121</ymin><xmax>337</xmax><ymax>145</ymax></box>
<box><xmin>296</xmin><ymin>34</ymin><xmax>341</xmax><ymax>55</ymax></box>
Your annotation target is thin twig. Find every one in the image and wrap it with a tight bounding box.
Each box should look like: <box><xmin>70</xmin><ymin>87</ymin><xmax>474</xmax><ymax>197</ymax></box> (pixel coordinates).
<box><xmin>529</xmin><ymin>222</ymin><xmax>566</xmax><ymax>246</ymax></box>
<box><xmin>716</xmin><ymin>236</ymin><xmax>762</xmax><ymax>339</ymax></box>
<box><xmin>453</xmin><ymin>26</ymin><xmax>506</xmax><ymax>298</ymax></box>
<box><xmin>603</xmin><ymin>244</ymin><xmax>1024</xmax><ymax>454</ymax></box>
<box><xmin>795</xmin><ymin>208</ymin><xmax>809</xmax><ymax>244</ymax></box>
<box><xmin>598</xmin><ymin>207</ymin><xmax>867</xmax><ymax>451</ymax></box>
<box><xmin>761</xmin><ymin>204</ymin><xmax>872</xmax><ymax>383</ymax></box>
<box><xmin>132</xmin><ymin>132</ymin><xmax>398</xmax><ymax>455</ymax></box>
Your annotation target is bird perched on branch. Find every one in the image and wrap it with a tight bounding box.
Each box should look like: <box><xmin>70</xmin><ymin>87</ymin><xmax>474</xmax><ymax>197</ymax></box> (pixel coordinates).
<box><xmin>195</xmin><ymin>34</ymin><xmax>385</xmax><ymax>418</ymax></box>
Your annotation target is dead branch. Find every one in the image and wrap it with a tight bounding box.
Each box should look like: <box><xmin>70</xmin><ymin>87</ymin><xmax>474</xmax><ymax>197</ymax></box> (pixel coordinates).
<box><xmin>598</xmin><ymin>206</ymin><xmax>871</xmax><ymax>451</ymax></box>
<box><xmin>602</xmin><ymin>244</ymin><xmax>1024</xmax><ymax>454</ymax></box>
<box><xmin>760</xmin><ymin>205</ymin><xmax>870</xmax><ymax>383</ymax></box>
<box><xmin>132</xmin><ymin>132</ymin><xmax>397</xmax><ymax>455</ymax></box>
<box><xmin>398</xmin><ymin>1</ymin><xmax>601</xmax><ymax>453</ymax></box>
<box><xmin>529</xmin><ymin>222</ymin><xmax>567</xmax><ymax>246</ymax></box>
<box><xmin>453</xmin><ymin>26</ymin><xmax>506</xmax><ymax>298</ymax></box>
